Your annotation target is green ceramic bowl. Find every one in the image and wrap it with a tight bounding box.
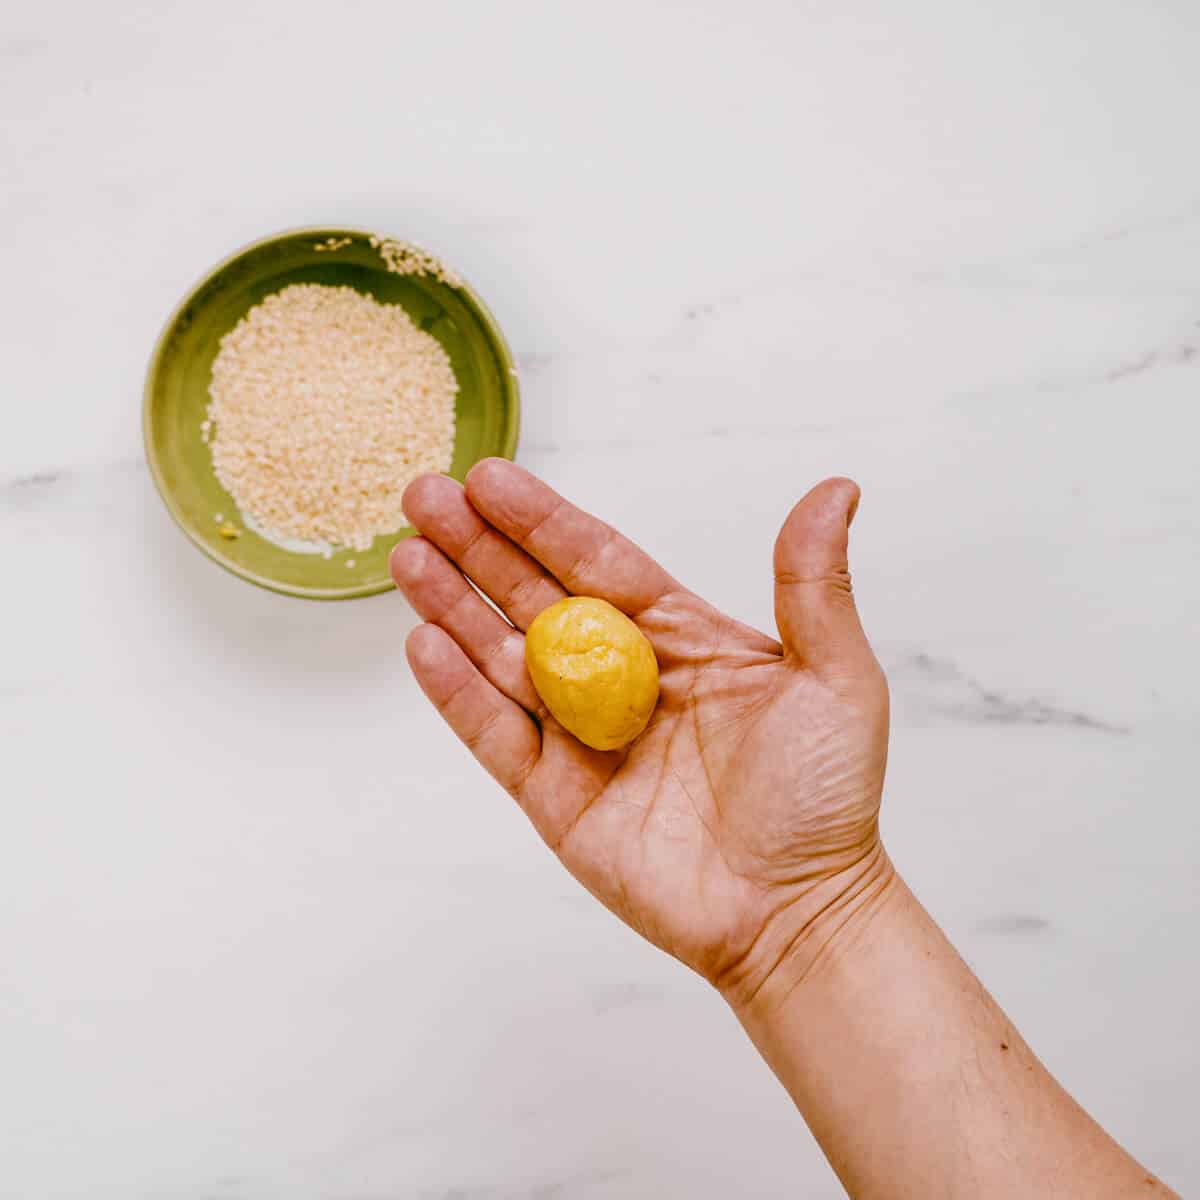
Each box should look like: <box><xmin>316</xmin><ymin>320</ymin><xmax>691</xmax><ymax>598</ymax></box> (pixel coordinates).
<box><xmin>144</xmin><ymin>227</ymin><xmax>520</xmax><ymax>599</ymax></box>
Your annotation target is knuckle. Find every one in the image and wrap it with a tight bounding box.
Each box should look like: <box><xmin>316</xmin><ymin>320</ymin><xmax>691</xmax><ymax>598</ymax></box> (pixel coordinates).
<box><xmin>464</xmin><ymin>705</ymin><xmax>502</xmax><ymax>750</ymax></box>
<box><xmin>520</xmin><ymin>496</ymin><xmax>567</xmax><ymax>545</ymax></box>
<box><xmin>456</xmin><ymin>522</ymin><xmax>490</xmax><ymax>563</ymax></box>
<box><xmin>502</xmin><ymin>571</ymin><xmax>544</xmax><ymax>615</ymax></box>
<box><xmin>564</xmin><ymin>525</ymin><xmax>619</xmax><ymax>587</ymax></box>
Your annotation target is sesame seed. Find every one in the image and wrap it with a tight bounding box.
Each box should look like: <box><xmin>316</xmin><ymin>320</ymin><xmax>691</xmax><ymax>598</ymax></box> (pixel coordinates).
<box><xmin>205</xmin><ymin>283</ymin><xmax>456</xmax><ymax>552</ymax></box>
<box><xmin>370</xmin><ymin>236</ymin><xmax>461</xmax><ymax>287</ymax></box>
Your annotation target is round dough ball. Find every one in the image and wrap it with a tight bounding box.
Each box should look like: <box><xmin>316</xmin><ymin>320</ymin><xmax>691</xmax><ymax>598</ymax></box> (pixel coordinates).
<box><xmin>525</xmin><ymin>596</ymin><xmax>660</xmax><ymax>751</ymax></box>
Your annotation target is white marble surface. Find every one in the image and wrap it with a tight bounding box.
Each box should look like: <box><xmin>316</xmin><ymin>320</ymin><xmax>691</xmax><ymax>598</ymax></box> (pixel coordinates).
<box><xmin>3</xmin><ymin>2</ymin><xmax>1199</xmax><ymax>1196</ymax></box>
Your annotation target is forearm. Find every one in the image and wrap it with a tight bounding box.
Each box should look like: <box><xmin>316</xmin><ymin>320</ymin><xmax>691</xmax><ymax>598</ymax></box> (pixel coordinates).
<box><xmin>727</xmin><ymin>865</ymin><xmax>1174</xmax><ymax>1199</ymax></box>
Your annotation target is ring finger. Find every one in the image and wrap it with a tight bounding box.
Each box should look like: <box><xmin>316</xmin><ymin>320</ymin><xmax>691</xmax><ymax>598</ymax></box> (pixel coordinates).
<box><xmin>391</xmin><ymin>535</ymin><xmax>543</xmax><ymax>714</ymax></box>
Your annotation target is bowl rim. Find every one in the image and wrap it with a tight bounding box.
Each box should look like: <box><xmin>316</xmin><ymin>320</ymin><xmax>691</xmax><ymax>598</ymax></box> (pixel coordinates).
<box><xmin>143</xmin><ymin>224</ymin><xmax>521</xmax><ymax>601</ymax></box>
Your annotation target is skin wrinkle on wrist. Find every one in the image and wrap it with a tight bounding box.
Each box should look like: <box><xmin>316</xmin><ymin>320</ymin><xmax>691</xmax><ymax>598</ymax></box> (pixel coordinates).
<box><xmin>719</xmin><ymin>840</ymin><xmax>899</xmax><ymax>1016</ymax></box>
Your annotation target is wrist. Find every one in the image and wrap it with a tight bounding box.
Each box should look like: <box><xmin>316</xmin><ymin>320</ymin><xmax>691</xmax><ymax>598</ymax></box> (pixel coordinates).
<box><xmin>718</xmin><ymin>841</ymin><xmax>902</xmax><ymax>1023</ymax></box>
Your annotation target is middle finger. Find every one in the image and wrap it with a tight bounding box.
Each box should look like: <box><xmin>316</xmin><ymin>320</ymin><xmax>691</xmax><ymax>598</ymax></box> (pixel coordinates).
<box><xmin>402</xmin><ymin>473</ymin><xmax>567</xmax><ymax>630</ymax></box>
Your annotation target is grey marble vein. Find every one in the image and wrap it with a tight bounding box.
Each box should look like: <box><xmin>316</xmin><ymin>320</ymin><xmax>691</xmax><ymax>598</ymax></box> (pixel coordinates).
<box><xmin>1031</xmin><ymin>203</ymin><xmax>1200</xmax><ymax>259</ymax></box>
<box><xmin>4</xmin><ymin>467</ymin><xmax>64</xmax><ymax>491</ymax></box>
<box><xmin>888</xmin><ymin>652</ymin><xmax>1128</xmax><ymax>734</ymax></box>
<box><xmin>515</xmin><ymin>351</ymin><xmax>556</xmax><ymax>376</ymax></box>
<box><xmin>527</xmin><ymin>1171</ymin><xmax>628</xmax><ymax>1200</ymax></box>
<box><xmin>0</xmin><ymin>35</ymin><xmax>51</xmax><ymax>60</ymax></box>
<box><xmin>414</xmin><ymin>1169</ymin><xmax>628</xmax><ymax>1200</ymax></box>
<box><xmin>1</xmin><ymin>467</ymin><xmax>72</xmax><ymax>513</ymax></box>
<box><xmin>1</xmin><ymin>457</ymin><xmax>143</xmax><ymax>510</ymax></box>
<box><xmin>973</xmin><ymin>914</ymin><xmax>1053</xmax><ymax>937</ymax></box>
<box><xmin>942</xmin><ymin>324</ymin><xmax>1200</xmax><ymax>403</ymax></box>
<box><xmin>1106</xmin><ymin>334</ymin><xmax>1199</xmax><ymax>382</ymax></box>
<box><xmin>589</xmin><ymin>981</ymin><xmax>655</xmax><ymax>1015</ymax></box>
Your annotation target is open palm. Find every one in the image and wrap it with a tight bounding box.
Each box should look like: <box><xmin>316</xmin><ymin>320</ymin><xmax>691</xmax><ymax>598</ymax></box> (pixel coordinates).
<box><xmin>392</xmin><ymin>461</ymin><xmax>891</xmax><ymax>1003</ymax></box>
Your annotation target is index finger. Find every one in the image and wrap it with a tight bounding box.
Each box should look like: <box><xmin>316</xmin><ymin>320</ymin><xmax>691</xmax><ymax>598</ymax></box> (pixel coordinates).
<box><xmin>464</xmin><ymin>459</ymin><xmax>678</xmax><ymax>616</ymax></box>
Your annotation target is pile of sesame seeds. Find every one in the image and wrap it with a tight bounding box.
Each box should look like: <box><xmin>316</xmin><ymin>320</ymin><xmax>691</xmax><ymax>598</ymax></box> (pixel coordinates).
<box><xmin>205</xmin><ymin>283</ymin><xmax>457</xmax><ymax>552</ymax></box>
<box><xmin>368</xmin><ymin>235</ymin><xmax>463</xmax><ymax>286</ymax></box>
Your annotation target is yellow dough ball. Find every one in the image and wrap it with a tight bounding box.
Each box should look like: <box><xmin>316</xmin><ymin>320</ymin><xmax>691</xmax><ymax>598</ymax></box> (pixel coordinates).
<box><xmin>525</xmin><ymin>596</ymin><xmax>660</xmax><ymax>751</ymax></box>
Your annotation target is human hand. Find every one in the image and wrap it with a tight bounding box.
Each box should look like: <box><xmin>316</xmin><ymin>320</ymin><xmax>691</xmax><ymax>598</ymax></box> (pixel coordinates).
<box><xmin>390</xmin><ymin>461</ymin><xmax>892</xmax><ymax>1006</ymax></box>
<box><xmin>394</xmin><ymin>461</ymin><xmax>1180</xmax><ymax>1199</ymax></box>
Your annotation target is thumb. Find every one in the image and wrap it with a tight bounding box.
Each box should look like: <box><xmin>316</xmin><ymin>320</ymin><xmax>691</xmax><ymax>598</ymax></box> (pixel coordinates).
<box><xmin>773</xmin><ymin>477</ymin><xmax>872</xmax><ymax>673</ymax></box>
